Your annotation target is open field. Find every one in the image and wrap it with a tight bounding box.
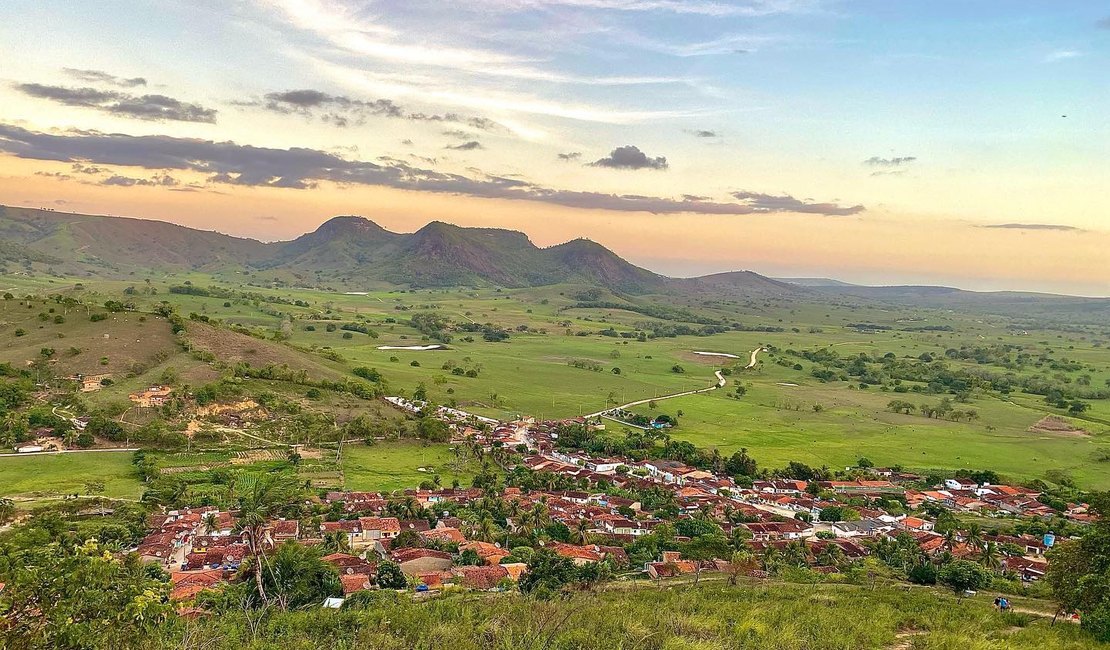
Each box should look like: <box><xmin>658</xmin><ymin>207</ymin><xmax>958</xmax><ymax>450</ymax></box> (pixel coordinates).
<box><xmin>4</xmin><ymin>271</ymin><xmax>1110</xmax><ymax>489</ymax></box>
<box><xmin>0</xmin><ymin>451</ymin><xmax>143</xmax><ymax>500</ymax></box>
<box><xmin>340</xmin><ymin>440</ymin><xmax>481</xmax><ymax>493</ymax></box>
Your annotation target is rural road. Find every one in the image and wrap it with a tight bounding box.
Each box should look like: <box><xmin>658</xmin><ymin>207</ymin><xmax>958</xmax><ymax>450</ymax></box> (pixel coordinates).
<box><xmin>745</xmin><ymin>347</ymin><xmax>766</xmax><ymax>369</ymax></box>
<box><xmin>585</xmin><ymin>370</ymin><xmax>726</xmax><ymax>418</ymax></box>
<box><xmin>0</xmin><ymin>447</ymin><xmax>139</xmax><ymax>458</ymax></box>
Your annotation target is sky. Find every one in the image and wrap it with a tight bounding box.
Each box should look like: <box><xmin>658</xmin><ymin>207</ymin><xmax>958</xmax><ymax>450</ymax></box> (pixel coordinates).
<box><xmin>0</xmin><ymin>0</ymin><xmax>1108</xmax><ymax>295</ymax></box>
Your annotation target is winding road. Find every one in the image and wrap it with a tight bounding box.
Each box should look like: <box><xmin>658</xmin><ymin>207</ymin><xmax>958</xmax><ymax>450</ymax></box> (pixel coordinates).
<box><xmin>745</xmin><ymin>347</ymin><xmax>766</xmax><ymax>369</ymax></box>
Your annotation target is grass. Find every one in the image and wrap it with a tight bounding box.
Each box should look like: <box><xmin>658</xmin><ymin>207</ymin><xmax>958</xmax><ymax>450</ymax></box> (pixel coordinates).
<box><xmin>0</xmin><ymin>451</ymin><xmax>143</xmax><ymax>501</ymax></box>
<box><xmin>171</xmin><ymin>579</ymin><xmax>1103</xmax><ymax>649</ymax></box>
<box><xmin>341</xmin><ymin>440</ymin><xmax>482</xmax><ymax>493</ymax></box>
<box><xmin>6</xmin><ymin>271</ymin><xmax>1110</xmax><ymax>489</ymax></box>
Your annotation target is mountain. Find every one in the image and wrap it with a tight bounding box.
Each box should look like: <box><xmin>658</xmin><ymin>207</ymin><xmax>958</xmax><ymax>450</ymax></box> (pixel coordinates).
<box><xmin>776</xmin><ymin>277</ymin><xmax>859</xmax><ymax>288</ymax></box>
<box><xmin>692</xmin><ymin>270</ymin><xmax>804</xmax><ymax>295</ymax></box>
<box><xmin>0</xmin><ymin>206</ymin><xmax>671</xmax><ymax>293</ymax></box>
<box><xmin>0</xmin><ymin>205</ymin><xmax>268</xmax><ymax>275</ymax></box>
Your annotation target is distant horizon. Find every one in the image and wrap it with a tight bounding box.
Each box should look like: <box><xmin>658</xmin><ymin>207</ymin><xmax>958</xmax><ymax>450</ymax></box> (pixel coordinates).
<box><xmin>2</xmin><ymin>1</ymin><xmax>1107</xmax><ymax>298</ymax></box>
<box><xmin>7</xmin><ymin>200</ymin><xmax>1109</xmax><ymax>299</ymax></box>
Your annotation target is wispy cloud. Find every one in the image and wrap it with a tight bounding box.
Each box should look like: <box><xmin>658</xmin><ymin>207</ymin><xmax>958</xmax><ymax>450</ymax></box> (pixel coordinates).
<box><xmin>63</xmin><ymin>68</ymin><xmax>147</xmax><ymax>88</ymax></box>
<box><xmin>1044</xmin><ymin>49</ymin><xmax>1082</xmax><ymax>62</ymax></box>
<box><xmin>259</xmin><ymin>0</ymin><xmax>684</xmax><ymax>86</ymax></box>
<box><xmin>730</xmin><ymin>191</ymin><xmax>863</xmax><ymax>216</ymax></box>
<box><xmin>863</xmin><ymin>156</ymin><xmax>916</xmax><ymax>167</ymax></box>
<box><xmin>464</xmin><ymin>0</ymin><xmax>817</xmax><ymax>17</ymax></box>
<box><xmin>0</xmin><ymin>123</ymin><xmax>862</xmax><ymax>216</ymax></box>
<box><xmin>980</xmin><ymin>223</ymin><xmax>1082</xmax><ymax>232</ymax></box>
<box><xmin>446</xmin><ymin>140</ymin><xmax>483</xmax><ymax>151</ymax></box>
<box><xmin>14</xmin><ymin>83</ymin><xmax>217</xmax><ymax>123</ymax></box>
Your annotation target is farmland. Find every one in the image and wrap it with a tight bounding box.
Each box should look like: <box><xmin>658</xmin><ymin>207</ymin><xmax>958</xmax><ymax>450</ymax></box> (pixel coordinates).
<box><xmin>2</xmin><ymin>270</ymin><xmax>1109</xmax><ymax>495</ymax></box>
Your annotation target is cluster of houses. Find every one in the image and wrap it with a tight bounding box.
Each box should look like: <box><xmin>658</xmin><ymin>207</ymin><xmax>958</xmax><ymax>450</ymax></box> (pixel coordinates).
<box><xmin>132</xmin><ymin>403</ymin><xmax>1095</xmax><ymax>609</ymax></box>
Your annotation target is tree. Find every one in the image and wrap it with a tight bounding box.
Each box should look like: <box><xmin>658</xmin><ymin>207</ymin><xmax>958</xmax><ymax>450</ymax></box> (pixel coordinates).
<box><xmin>375</xmin><ymin>560</ymin><xmax>408</xmax><ymax>589</ymax></box>
<box><xmin>1046</xmin><ymin>492</ymin><xmax>1110</xmax><ymax>639</ymax></box>
<box><xmin>519</xmin><ymin>548</ymin><xmax>578</xmax><ymax>598</ymax></box>
<box><xmin>232</xmin><ymin>472</ymin><xmax>303</xmax><ymax>606</ymax></box>
<box><xmin>0</xmin><ymin>539</ymin><xmax>172</xmax><ymax>648</ymax></box>
<box><xmin>938</xmin><ymin>559</ymin><xmax>993</xmax><ymax>596</ymax></box>
<box><xmin>726</xmin><ymin>550</ymin><xmax>758</xmax><ymax>586</ymax></box>
<box><xmin>240</xmin><ymin>542</ymin><xmax>341</xmax><ymax>610</ymax></box>
<box><xmin>682</xmin><ymin>534</ymin><xmax>730</xmax><ymax>584</ymax></box>
<box><xmin>725</xmin><ymin>447</ymin><xmax>758</xmax><ymax>478</ymax></box>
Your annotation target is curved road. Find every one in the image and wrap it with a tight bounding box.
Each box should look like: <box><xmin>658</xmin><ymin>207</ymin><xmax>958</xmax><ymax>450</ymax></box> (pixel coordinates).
<box><xmin>745</xmin><ymin>347</ymin><xmax>766</xmax><ymax>369</ymax></box>
<box><xmin>585</xmin><ymin>370</ymin><xmax>726</xmax><ymax>419</ymax></box>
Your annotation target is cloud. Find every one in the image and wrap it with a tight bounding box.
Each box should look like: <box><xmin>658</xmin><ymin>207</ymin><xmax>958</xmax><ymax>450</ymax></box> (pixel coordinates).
<box><xmin>730</xmin><ymin>191</ymin><xmax>864</xmax><ymax>216</ymax></box>
<box><xmin>980</xmin><ymin>223</ymin><xmax>1082</xmax><ymax>232</ymax></box>
<box><xmin>442</xmin><ymin>130</ymin><xmax>474</xmax><ymax>139</ymax></box>
<box><xmin>0</xmin><ymin>123</ymin><xmax>862</xmax><ymax>216</ymax></box>
<box><xmin>863</xmin><ymin>156</ymin><xmax>916</xmax><ymax>167</ymax></box>
<box><xmin>464</xmin><ymin>0</ymin><xmax>814</xmax><ymax>17</ymax></box>
<box><xmin>62</xmin><ymin>68</ymin><xmax>147</xmax><ymax>88</ymax></box>
<box><xmin>257</xmin><ymin>89</ymin><xmax>500</xmax><ymax>130</ymax></box>
<box><xmin>446</xmin><ymin>140</ymin><xmax>483</xmax><ymax>151</ymax></box>
<box><xmin>100</xmin><ymin>173</ymin><xmax>180</xmax><ymax>187</ymax></box>
<box><xmin>1044</xmin><ymin>50</ymin><xmax>1082</xmax><ymax>62</ymax></box>
<box><xmin>14</xmin><ymin>83</ymin><xmax>217</xmax><ymax>123</ymax></box>
<box><xmin>589</xmin><ymin>145</ymin><xmax>668</xmax><ymax>170</ymax></box>
<box><xmin>1099</xmin><ymin>16</ymin><xmax>1110</xmax><ymax>29</ymax></box>
<box><xmin>687</xmin><ymin>129</ymin><xmax>718</xmax><ymax>137</ymax></box>
<box><xmin>558</xmin><ymin>152</ymin><xmax>582</xmax><ymax>161</ymax></box>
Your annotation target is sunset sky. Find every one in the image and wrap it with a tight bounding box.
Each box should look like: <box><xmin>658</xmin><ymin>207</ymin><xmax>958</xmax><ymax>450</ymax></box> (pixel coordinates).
<box><xmin>1</xmin><ymin>0</ymin><xmax>1108</xmax><ymax>294</ymax></box>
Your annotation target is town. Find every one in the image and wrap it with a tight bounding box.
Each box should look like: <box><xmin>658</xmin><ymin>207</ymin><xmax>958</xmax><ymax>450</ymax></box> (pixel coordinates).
<box><xmin>134</xmin><ymin>396</ymin><xmax>1092</xmax><ymax>611</ymax></box>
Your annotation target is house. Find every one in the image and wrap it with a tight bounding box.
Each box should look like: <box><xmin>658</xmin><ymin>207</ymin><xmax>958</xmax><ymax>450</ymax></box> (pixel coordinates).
<box><xmin>819</xmin><ymin>480</ymin><xmax>900</xmax><ymax>494</ymax></box>
<box><xmin>548</xmin><ymin>542</ymin><xmax>603</xmax><ymax>565</ymax></box>
<box><xmin>356</xmin><ymin>516</ymin><xmax>401</xmax><ymax>544</ymax></box>
<box><xmin>645</xmin><ymin>552</ymin><xmax>698</xmax><ymax>579</ymax></box>
<box><xmin>420</xmin><ymin>527</ymin><xmax>467</xmax><ymax>545</ymax></box>
<box><xmin>322</xmin><ymin>553</ymin><xmax>376</xmax><ymax>576</ymax></box>
<box><xmin>392</xmin><ymin>548</ymin><xmax>453</xmax><ymax>575</ymax></box>
<box><xmin>453</xmin><ymin>565</ymin><xmax>511</xmax><ymax>590</ymax></box>
<box><xmin>340</xmin><ymin>573</ymin><xmax>374</xmax><ymax>594</ymax></box>
<box><xmin>743</xmin><ymin>519</ymin><xmax>813</xmax><ymax>541</ymax></box>
<box><xmin>831</xmin><ymin>518</ymin><xmax>895</xmax><ymax>538</ymax></box>
<box><xmin>898</xmin><ymin>516</ymin><xmax>933</xmax><ymax>532</ymax></box>
<box><xmin>460</xmin><ymin>541</ymin><xmax>511</xmax><ymax>565</ymax></box>
<box><xmin>129</xmin><ymin>385</ymin><xmax>173</xmax><ymax>408</ymax></box>
<box><xmin>944</xmin><ymin>478</ymin><xmax>978</xmax><ymax>491</ymax></box>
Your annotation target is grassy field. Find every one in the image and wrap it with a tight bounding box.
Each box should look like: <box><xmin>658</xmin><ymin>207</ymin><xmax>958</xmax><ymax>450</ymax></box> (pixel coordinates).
<box><xmin>177</xmin><ymin>578</ymin><xmax>1102</xmax><ymax>649</ymax></box>
<box><xmin>0</xmin><ymin>451</ymin><xmax>143</xmax><ymax>501</ymax></box>
<box><xmin>340</xmin><ymin>440</ymin><xmax>482</xmax><ymax>493</ymax></box>
<box><xmin>5</xmin><ymin>271</ymin><xmax>1110</xmax><ymax>490</ymax></box>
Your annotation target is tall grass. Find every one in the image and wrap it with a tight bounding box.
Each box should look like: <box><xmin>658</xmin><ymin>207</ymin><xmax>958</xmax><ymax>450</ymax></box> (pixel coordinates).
<box><xmin>160</xmin><ymin>581</ymin><xmax>1101</xmax><ymax>650</ymax></box>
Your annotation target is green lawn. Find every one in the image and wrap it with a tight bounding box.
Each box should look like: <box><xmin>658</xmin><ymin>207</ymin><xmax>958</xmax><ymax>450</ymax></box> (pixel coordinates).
<box><xmin>0</xmin><ymin>451</ymin><xmax>143</xmax><ymax>500</ymax></box>
<box><xmin>340</xmin><ymin>441</ymin><xmax>481</xmax><ymax>493</ymax></box>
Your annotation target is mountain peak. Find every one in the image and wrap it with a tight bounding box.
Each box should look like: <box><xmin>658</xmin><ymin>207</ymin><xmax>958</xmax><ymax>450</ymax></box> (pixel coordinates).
<box><xmin>313</xmin><ymin>215</ymin><xmax>387</xmax><ymax>237</ymax></box>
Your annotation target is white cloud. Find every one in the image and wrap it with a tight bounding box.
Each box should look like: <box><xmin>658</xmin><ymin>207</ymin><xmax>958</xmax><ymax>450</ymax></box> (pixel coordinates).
<box><xmin>1044</xmin><ymin>49</ymin><xmax>1082</xmax><ymax>62</ymax></box>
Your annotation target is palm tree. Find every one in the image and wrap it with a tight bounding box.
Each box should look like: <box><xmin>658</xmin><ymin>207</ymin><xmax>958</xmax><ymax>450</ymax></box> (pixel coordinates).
<box><xmin>964</xmin><ymin>524</ymin><xmax>985</xmax><ymax>553</ymax></box>
<box><xmin>232</xmin><ymin>472</ymin><xmax>302</xmax><ymax>606</ymax></box>
<box><xmin>203</xmin><ymin>513</ymin><xmax>219</xmax><ymax>535</ymax></box>
<box><xmin>942</xmin><ymin>528</ymin><xmax>958</xmax><ymax>552</ymax></box>
<box><xmin>323</xmin><ymin>530</ymin><xmax>351</xmax><ymax>554</ymax></box>
<box><xmin>573</xmin><ymin>519</ymin><xmax>591</xmax><ymax>546</ymax></box>
<box><xmin>980</xmin><ymin>541</ymin><xmax>1002</xmax><ymax>571</ymax></box>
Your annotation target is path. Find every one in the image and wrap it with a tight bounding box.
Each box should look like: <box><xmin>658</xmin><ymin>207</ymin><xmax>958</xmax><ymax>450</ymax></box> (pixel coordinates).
<box><xmin>745</xmin><ymin>347</ymin><xmax>766</xmax><ymax>369</ymax></box>
<box><xmin>585</xmin><ymin>370</ymin><xmax>725</xmax><ymax>418</ymax></box>
<box><xmin>0</xmin><ymin>447</ymin><xmax>139</xmax><ymax>458</ymax></box>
